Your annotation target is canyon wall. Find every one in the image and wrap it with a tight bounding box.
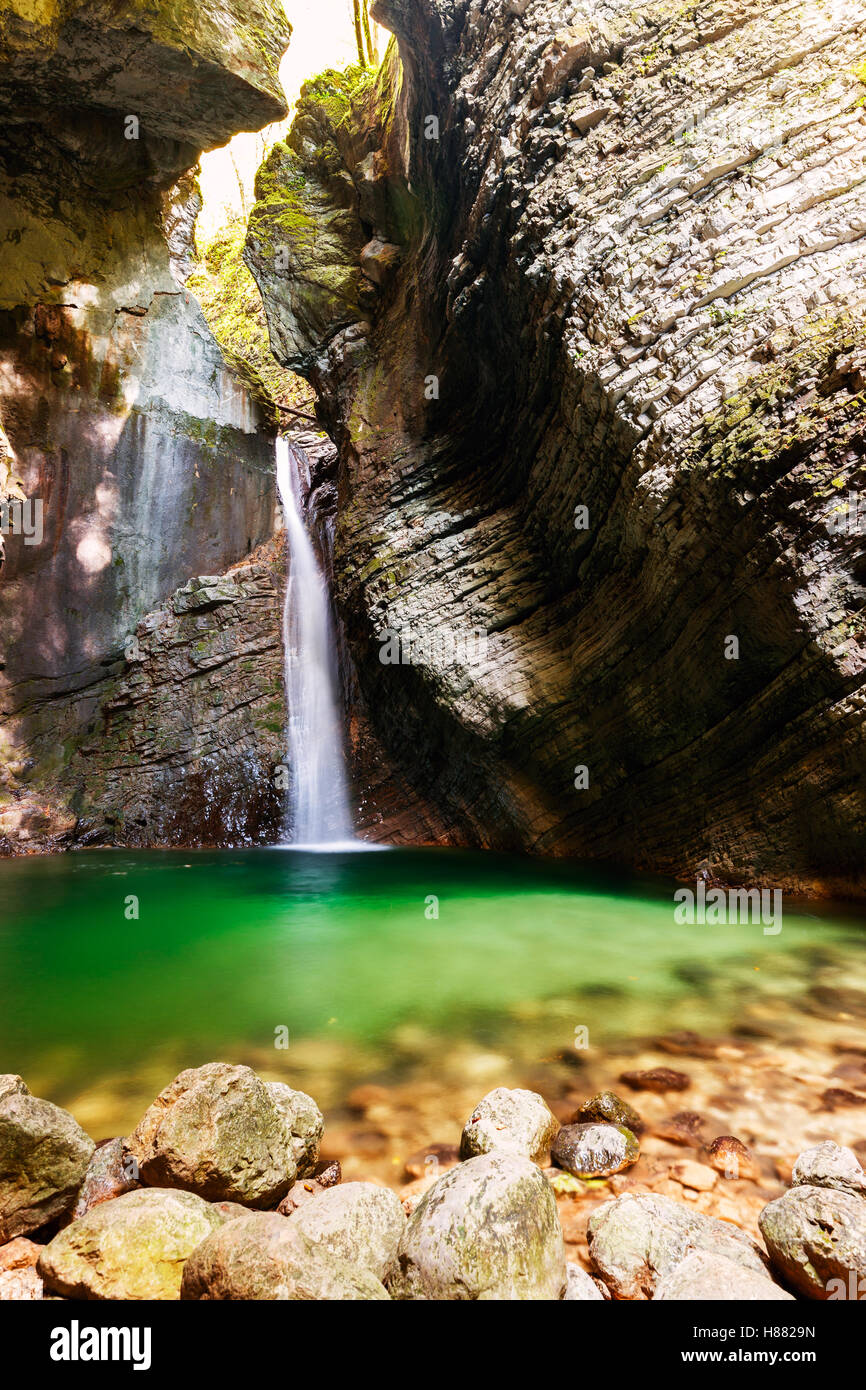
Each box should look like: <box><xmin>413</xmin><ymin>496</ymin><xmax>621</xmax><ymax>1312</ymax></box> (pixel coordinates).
<box><xmin>0</xmin><ymin>0</ymin><xmax>291</xmax><ymax>847</ymax></box>
<box><xmin>246</xmin><ymin>0</ymin><xmax>866</xmax><ymax>893</ymax></box>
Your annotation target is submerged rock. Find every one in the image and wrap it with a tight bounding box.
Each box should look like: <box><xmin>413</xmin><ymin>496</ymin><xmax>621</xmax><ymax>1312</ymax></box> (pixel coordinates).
<box><xmin>459</xmin><ymin>1087</ymin><xmax>559</xmax><ymax>1163</ymax></box>
<box><xmin>552</xmin><ymin>1123</ymin><xmax>639</xmax><ymax>1179</ymax></box>
<box><xmin>619</xmin><ymin>1068</ymin><xmax>690</xmax><ymax>1094</ymax></box>
<box><xmin>574</xmin><ymin>1090</ymin><xmax>644</xmax><ymax>1135</ymax></box>
<box><xmin>124</xmin><ymin>1064</ymin><xmax>298</xmax><ymax>1207</ymax></box>
<box><xmin>588</xmin><ymin>1192</ymin><xmax>769</xmax><ymax>1300</ymax></box>
<box><xmin>180</xmin><ymin>1212</ymin><xmax>390</xmax><ymax>1300</ymax></box>
<box><xmin>0</xmin><ymin>1086</ymin><xmax>94</xmax><ymax>1241</ymax></box>
<box><xmin>286</xmin><ymin>1182</ymin><xmax>406</xmax><ymax>1282</ymax></box>
<box><xmin>759</xmin><ymin>1184</ymin><xmax>866</xmax><ymax>1300</ymax></box>
<box><xmin>387</xmin><ymin>1152</ymin><xmax>566</xmax><ymax>1300</ymax></box>
<box><xmin>38</xmin><ymin>1188</ymin><xmax>223</xmax><ymax>1300</ymax></box>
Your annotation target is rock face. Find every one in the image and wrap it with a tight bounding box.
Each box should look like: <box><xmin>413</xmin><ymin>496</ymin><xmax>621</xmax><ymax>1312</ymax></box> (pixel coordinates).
<box><xmin>37</xmin><ymin>1187</ymin><xmax>223</xmax><ymax>1300</ymax></box>
<box><xmin>180</xmin><ymin>1211</ymin><xmax>391</xmax><ymax>1300</ymax></box>
<box><xmin>0</xmin><ymin>0</ymin><xmax>290</xmax><ymax>851</ymax></box>
<box><xmin>0</xmin><ymin>1084</ymin><xmax>94</xmax><ymax>1240</ymax></box>
<box><xmin>459</xmin><ymin>1087</ymin><xmax>559</xmax><ymax>1163</ymax></box>
<box><xmin>587</xmin><ymin>1192</ymin><xmax>769</xmax><ymax>1300</ymax></box>
<box><xmin>247</xmin><ymin>0</ymin><xmax>866</xmax><ymax>892</ymax></box>
<box><xmin>25</xmin><ymin>546</ymin><xmax>289</xmax><ymax>850</ymax></box>
<box><xmin>759</xmin><ymin>1183</ymin><xmax>866</xmax><ymax>1299</ymax></box>
<box><xmin>124</xmin><ymin>1064</ymin><xmax>298</xmax><ymax>1207</ymax></box>
<box><xmin>386</xmin><ymin>1152</ymin><xmax>566</xmax><ymax>1300</ymax></box>
<box><xmin>286</xmin><ymin>1181</ymin><xmax>406</xmax><ymax>1281</ymax></box>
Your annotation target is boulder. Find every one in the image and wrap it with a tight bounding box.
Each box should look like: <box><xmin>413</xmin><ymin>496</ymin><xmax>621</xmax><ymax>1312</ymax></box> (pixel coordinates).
<box><xmin>574</xmin><ymin>1090</ymin><xmax>644</xmax><ymax>1135</ymax></box>
<box><xmin>124</xmin><ymin>1064</ymin><xmax>297</xmax><ymax>1206</ymax></box>
<box><xmin>0</xmin><ymin>1076</ymin><xmax>27</xmax><ymax>1104</ymax></box>
<box><xmin>68</xmin><ymin>1137</ymin><xmax>139</xmax><ymax>1221</ymax></box>
<box><xmin>459</xmin><ymin>1087</ymin><xmax>559</xmax><ymax>1163</ymax></box>
<box><xmin>0</xmin><ymin>1266</ymin><xmax>43</xmax><ymax>1300</ymax></box>
<box><xmin>791</xmin><ymin>1142</ymin><xmax>866</xmax><ymax>1197</ymax></box>
<box><xmin>286</xmin><ymin>1182</ymin><xmax>406</xmax><ymax>1281</ymax></box>
<box><xmin>38</xmin><ymin>1188</ymin><xmax>223</xmax><ymax>1300</ymax></box>
<box><xmin>563</xmin><ymin>1261</ymin><xmax>605</xmax><ymax>1300</ymax></box>
<box><xmin>0</xmin><ymin>1089</ymin><xmax>94</xmax><ymax>1240</ymax></box>
<box><xmin>588</xmin><ymin>1192</ymin><xmax>769</xmax><ymax>1300</ymax></box>
<box><xmin>654</xmin><ymin>1250</ymin><xmax>794</xmax><ymax>1301</ymax></box>
<box><xmin>265</xmin><ymin>1082</ymin><xmax>323</xmax><ymax>1177</ymax></box>
<box><xmin>180</xmin><ymin>1211</ymin><xmax>390</xmax><ymax>1300</ymax></box>
<box><xmin>759</xmin><ymin>1184</ymin><xmax>866</xmax><ymax>1300</ymax></box>
<box><xmin>552</xmin><ymin>1122</ymin><xmax>639</xmax><ymax>1179</ymax></box>
<box><xmin>386</xmin><ymin>1152</ymin><xmax>566</xmax><ymax>1300</ymax></box>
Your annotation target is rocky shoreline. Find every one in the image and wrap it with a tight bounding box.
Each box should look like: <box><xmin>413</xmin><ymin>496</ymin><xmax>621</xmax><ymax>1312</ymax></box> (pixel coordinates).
<box><xmin>1</xmin><ymin>1059</ymin><xmax>864</xmax><ymax>1300</ymax></box>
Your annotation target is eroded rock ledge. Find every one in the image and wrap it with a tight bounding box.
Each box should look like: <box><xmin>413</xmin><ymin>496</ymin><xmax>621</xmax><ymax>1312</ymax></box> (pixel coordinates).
<box><xmin>246</xmin><ymin>0</ymin><xmax>866</xmax><ymax>894</ymax></box>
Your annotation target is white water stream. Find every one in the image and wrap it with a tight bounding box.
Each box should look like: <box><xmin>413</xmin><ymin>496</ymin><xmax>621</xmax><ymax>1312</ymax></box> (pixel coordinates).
<box><xmin>275</xmin><ymin>435</ymin><xmax>353</xmax><ymax>847</ymax></box>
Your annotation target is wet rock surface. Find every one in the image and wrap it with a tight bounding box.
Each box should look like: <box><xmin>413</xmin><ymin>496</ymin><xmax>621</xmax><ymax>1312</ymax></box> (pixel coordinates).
<box><xmin>552</xmin><ymin>1123</ymin><xmax>640</xmax><ymax>1180</ymax></box>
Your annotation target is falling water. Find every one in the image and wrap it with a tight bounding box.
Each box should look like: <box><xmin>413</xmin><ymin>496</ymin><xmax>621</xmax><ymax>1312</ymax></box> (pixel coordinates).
<box><xmin>275</xmin><ymin>435</ymin><xmax>353</xmax><ymax>846</ymax></box>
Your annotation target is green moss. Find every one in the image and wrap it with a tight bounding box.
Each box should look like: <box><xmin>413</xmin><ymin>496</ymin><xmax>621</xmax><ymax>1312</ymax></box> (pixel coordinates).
<box><xmin>188</xmin><ymin>216</ymin><xmax>311</xmax><ymax>421</ymax></box>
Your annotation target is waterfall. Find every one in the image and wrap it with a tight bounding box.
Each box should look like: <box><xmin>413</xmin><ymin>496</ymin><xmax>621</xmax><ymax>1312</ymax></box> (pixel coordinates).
<box><xmin>275</xmin><ymin>435</ymin><xmax>353</xmax><ymax>846</ymax></box>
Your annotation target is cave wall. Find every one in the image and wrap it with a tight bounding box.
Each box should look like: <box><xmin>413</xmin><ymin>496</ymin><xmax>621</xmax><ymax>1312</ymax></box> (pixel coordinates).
<box><xmin>246</xmin><ymin>0</ymin><xmax>866</xmax><ymax>894</ymax></box>
<box><xmin>0</xmin><ymin>0</ymin><xmax>291</xmax><ymax>848</ymax></box>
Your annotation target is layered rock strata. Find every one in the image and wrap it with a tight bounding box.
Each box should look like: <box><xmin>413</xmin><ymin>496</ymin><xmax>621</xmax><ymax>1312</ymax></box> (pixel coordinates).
<box><xmin>247</xmin><ymin>0</ymin><xmax>866</xmax><ymax>892</ymax></box>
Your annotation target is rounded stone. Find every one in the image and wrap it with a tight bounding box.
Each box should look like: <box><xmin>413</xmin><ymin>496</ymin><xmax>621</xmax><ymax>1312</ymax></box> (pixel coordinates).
<box><xmin>654</xmin><ymin>1250</ymin><xmax>794</xmax><ymax>1301</ymax></box>
<box><xmin>37</xmin><ymin>1187</ymin><xmax>223</xmax><ymax>1300</ymax></box>
<box><xmin>791</xmin><ymin>1141</ymin><xmax>866</xmax><ymax>1197</ymax></box>
<box><xmin>286</xmin><ymin>1181</ymin><xmax>406</xmax><ymax>1280</ymax></box>
<box><xmin>123</xmin><ymin>1063</ymin><xmax>298</xmax><ymax>1206</ymax></box>
<box><xmin>563</xmin><ymin>1261</ymin><xmax>605</xmax><ymax>1300</ymax></box>
<box><xmin>588</xmin><ymin>1192</ymin><xmax>770</xmax><ymax>1300</ymax></box>
<box><xmin>180</xmin><ymin>1211</ymin><xmax>391</xmax><ymax>1300</ymax></box>
<box><xmin>0</xmin><ymin>1090</ymin><xmax>94</xmax><ymax>1241</ymax></box>
<box><xmin>552</xmin><ymin>1122</ymin><xmax>639</xmax><ymax>1179</ymax></box>
<box><xmin>459</xmin><ymin>1087</ymin><xmax>560</xmax><ymax>1163</ymax></box>
<box><xmin>386</xmin><ymin>1151</ymin><xmax>566</xmax><ymax>1300</ymax></box>
<box><xmin>574</xmin><ymin>1090</ymin><xmax>644</xmax><ymax>1135</ymax></box>
<box><xmin>759</xmin><ymin>1184</ymin><xmax>866</xmax><ymax>1299</ymax></box>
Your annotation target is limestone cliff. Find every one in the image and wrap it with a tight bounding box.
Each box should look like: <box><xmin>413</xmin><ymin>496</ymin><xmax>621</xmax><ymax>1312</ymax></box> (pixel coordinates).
<box><xmin>0</xmin><ymin>0</ymin><xmax>291</xmax><ymax>847</ymax></box>
<box><xmin>246</xmin><ymin>0</ymin><xmax>866</xmax><ymax>893</ymax></box>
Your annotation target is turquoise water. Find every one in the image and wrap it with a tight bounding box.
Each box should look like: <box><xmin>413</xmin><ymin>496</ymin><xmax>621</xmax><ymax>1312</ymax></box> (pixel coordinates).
<box><xmin>0</xmin><ymin>847</ymin><xmax>862</xmax><ymax>1132</ymax></box>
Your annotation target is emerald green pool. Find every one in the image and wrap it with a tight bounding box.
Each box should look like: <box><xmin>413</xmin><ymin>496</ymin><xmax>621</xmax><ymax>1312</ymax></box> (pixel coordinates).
<box><xmin>0</xmin><ymin>847</ymin><xmax>863</xmax><ymax>1134</ymax></box>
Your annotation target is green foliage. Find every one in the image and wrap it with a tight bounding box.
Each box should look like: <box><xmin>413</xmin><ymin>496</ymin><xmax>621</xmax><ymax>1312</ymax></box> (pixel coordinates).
<box><xmin>188</xmin><ymin>217</ymin><xmax>311</xmax><ymax>421</ymax></box>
